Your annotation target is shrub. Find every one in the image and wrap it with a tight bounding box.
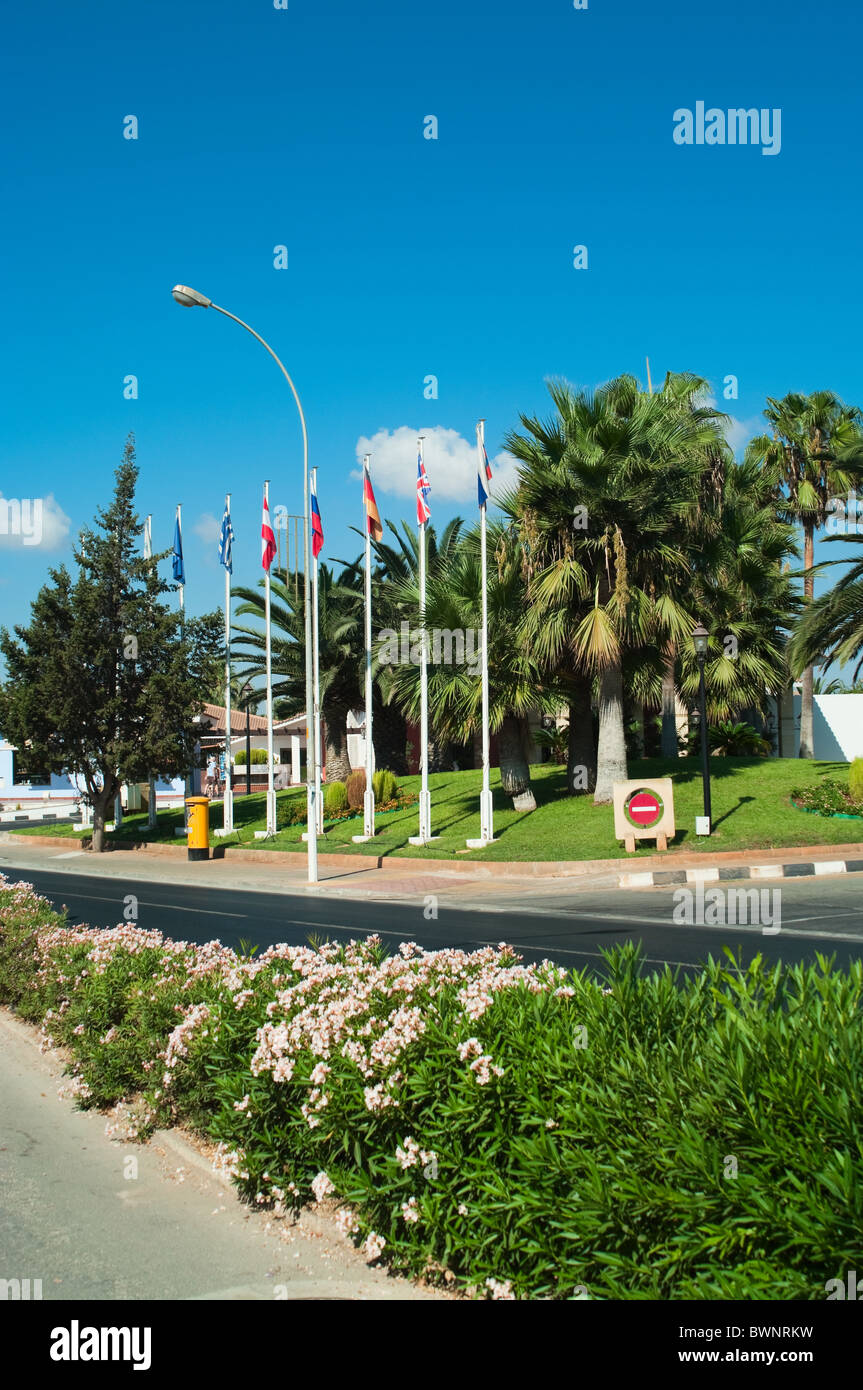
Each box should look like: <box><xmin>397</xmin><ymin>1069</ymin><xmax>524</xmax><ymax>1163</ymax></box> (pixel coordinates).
<box><xmin>276</xmin><ymin>796</ymin><xmax>306</xmax><ymax>830</ymax></box>
<box><xmin>323</xmin><ymin>781</ymin><xmax>348</xmax><ymax>816</ymax></box>
<box><xmin>850</xmin><ymin>758</ymin><xmax>863</xmax><ymax>802</ymax></box>
<box><xmin>345</xmin><ymin>768</ymin><xmax>366</xmax><ymax>810</ymax></box>
<box><xmin>4</xmin><ymin>874</ymin><xmax>862</xmax><ymax>1302</ymax></box>
<box><xmin>372</xmin><ymin>769</ymin><xmax>399</xmax><ymax>804</ymax></box>
<box><xmin>234</xmin><ymin>748</ymin><xmax>269</xmax><ymax>766</ymax></box>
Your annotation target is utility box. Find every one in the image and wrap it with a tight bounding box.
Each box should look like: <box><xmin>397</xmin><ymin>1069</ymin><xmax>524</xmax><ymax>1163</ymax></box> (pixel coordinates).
<box><xmin>185</xmin><ymin>796</ymin><xmax>210</xmax><ymax>860</ymax></box>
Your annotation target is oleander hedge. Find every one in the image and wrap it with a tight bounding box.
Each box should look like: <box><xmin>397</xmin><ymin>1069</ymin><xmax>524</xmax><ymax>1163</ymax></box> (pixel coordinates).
<box><xmin>1</xmin><ymin>871</ymin><xmax>861</xmax><ymax>1300</ymax></box>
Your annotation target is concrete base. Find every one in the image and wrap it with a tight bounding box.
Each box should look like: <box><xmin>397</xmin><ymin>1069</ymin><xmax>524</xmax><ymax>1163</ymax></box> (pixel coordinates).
<box><xmin>465</xmin><ymin>837</ymin><xmax>497</xmax><ymax>849</ymax></box>
<box><xmin>213</xmin><ymin>828</ymin><xmax>234</xmax><ymax>838</ymax></box>
<box><xmin>253</xmin><ymin>829</ymin><xmax>272</xmax><ymax>840</ymax></box>
<box><xmin>301</xmin><ymin>831</ymin><xmax>321</xmax><ymax>842</ymax></box>
<box><xmin>351</xmin><ymin>833</ymin><xmax>375</xmax><ymax>843</ymax></box>
<box><xmin>409</xmin><ymin>835</ymin><xmax>441</xmax><ymax>846</ymax></box>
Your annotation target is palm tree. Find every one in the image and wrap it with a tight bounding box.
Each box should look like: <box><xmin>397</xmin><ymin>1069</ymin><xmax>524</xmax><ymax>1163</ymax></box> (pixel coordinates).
<box><xmin>353</xmin><ymin>517</ymin><xmax>466</xmax><ymax>774</ymax></box>
<box><xmin>746</xmin><ymin>391</ymin><xmax>863</xmax><ymax>756</ymax></box>
<box><xmin>790</xmin><ymin>533</ymin><xmax>863</xmax><ymax>685</ymax></box>
<box><xmin>230</xmin><ymin>565</ymin><xmax>363</xmax><ymax>782</ymax></box>
<box><xmin>505</xmin><ymin>373</ymin><xmax>727</xmax><ymax>803</ymax></box>
<box><xmin>381</xmin><ymin>523</ymin><xmax>555</xmax><ymax>810</ymax></box>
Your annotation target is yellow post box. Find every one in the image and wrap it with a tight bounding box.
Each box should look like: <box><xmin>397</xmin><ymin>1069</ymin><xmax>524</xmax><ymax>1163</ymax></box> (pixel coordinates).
<box><xmin>185</xmin><ymin>796</ymin><xmax>210</xmax><ymax>860</ymax></box>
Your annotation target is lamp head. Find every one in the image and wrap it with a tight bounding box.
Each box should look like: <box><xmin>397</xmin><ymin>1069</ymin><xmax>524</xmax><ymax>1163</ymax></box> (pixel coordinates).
<box><xmin>692</xmin><ymin>623</ymin><xmax>709</xmax><ymax>658</ymax></box>
<box><xmin>172</xmin><ymin>284</ymin><xmax>211</xmax><ymax>308</ymax></box>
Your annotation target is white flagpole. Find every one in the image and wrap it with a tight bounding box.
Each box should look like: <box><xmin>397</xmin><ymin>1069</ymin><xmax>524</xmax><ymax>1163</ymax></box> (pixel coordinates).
<box><xmin>468</xmin><ymin>419</ymin><xmax>495</xmax><ymax>848</ymax></box>
<box><xmin>144</xmin><ymin>515</ymin><xmax>157</xmax><ymax>829</ymax></box>
<box><xmin>264</xmin><ymin>481</ymin><xmax>276</xmax><ymax>835</ymax></box>
<box><xmin>354</xmin><ymin>456</ymin><xmax>376</xmax><ymax>841</ymax></box>
<box><xmin>416</xmin><ymin>436</ymin><xmax>432</xmax><ymax>843</ymax></box>
<box><xmin>177</xmin><ymin>503</ymin><xmax>184</xmax><ymax>613</ymax></box>
<box><xmin>312</xmin><ymin>471</ymin><xmax>323</xmax><ymax>834</ymax></box>
<box><xmin>223</xmin><ymin>493</ymin><xmax>234</xmax><ymax>833</ymax></box>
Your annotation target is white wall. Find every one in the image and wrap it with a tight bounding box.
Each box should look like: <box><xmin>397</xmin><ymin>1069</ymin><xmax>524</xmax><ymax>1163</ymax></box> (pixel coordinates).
<box><xmin>787</xmin><ymin>693</ymin><xmax>863</xmax><ymax>762</ymax></box>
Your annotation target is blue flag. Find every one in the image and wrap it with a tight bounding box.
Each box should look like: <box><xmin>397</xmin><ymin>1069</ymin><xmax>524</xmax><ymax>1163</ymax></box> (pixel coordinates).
<box><xmin>218</xmin><ymin>504</ymin><xmax>234</xmax><ymax>573</ymax></box>
<box><xmin>172</xmin><ymin>514</ymin><xmax>185</xmax><ymax>584</ymax></box>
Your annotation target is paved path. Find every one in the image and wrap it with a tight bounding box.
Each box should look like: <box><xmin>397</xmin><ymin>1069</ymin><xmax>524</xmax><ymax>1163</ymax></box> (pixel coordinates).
<box><xmin>0</xmin><ymin>1011</ymin><xmax>440</xmax><ymax>1301</ymax></box>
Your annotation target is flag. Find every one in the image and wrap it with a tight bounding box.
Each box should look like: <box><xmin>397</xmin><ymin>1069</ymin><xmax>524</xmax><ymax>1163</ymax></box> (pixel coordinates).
<box><xmin>310</xmin><ymin>473</ymin><xmax>324</xmax><ymax>559</ymax></box>
<box><xmin>172</xmin><ymin>512</ymin><xmax>185</xmax><ymax>583</ymax></box>
<box><xmin>261</xmin><ymin>491</ymin><xmax>276</xmax><ymax>572</ymax></box>
<box><xmin>363</xmin><ymin>461</ymin><xmax>383</xmax><ymax>541</ymax></box>
<box><xmin>477</xmin><ymin>436</ymin><xmax>493</xmax><ymax>508</ymax></box>
<box><xmin>218</xmin><ymin>503</ymin><xmax>234</xmax><ymax>573</ymax></box>
<box><xmin>416</xmin><ymin>448</ymin><xmax>431</xmax><ymax>525</ymax></box>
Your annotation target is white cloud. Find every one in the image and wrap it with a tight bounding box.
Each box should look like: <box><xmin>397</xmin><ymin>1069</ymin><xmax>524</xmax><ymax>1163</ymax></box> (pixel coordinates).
<box><xmin>0</xmin><ymin>492</ymin><xmax>70</xmax><ymax>550</ymax></box>
<box><xmin>353</xmin><ymin>425</ymin><xmax>520</xmax><ymax>506</ymax></box>
<box><xmin>193</xmin><ymin>512</ymin><xmax>220</xmax><ymax>544</ymax></box>
<box><xmin>724</xmin><ymin>415</ymin><xmax>763</xmax><ymax>457</ymax></box>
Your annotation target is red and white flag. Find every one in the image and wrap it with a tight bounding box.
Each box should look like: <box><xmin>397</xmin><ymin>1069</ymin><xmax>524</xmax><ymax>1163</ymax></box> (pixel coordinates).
<box><xmin>261</xmin><ymin>490</ymin><xmax>276</xmax><ymax>572</ymax></box>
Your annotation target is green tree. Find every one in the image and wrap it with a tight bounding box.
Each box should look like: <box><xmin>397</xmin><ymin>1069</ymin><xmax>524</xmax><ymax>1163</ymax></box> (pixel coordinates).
<box><xmin>380</xmin><ymin>522</ymin><xmax>555</xmax><ymax>809</ymax></box>
<box><xmin>0</xmin><ymin>438</ymin><xmax>222</xmax><ymax>851</ymax></box>
<box><xmin>789</xmin><ymin>533</ymin><xmax>863</xmax><ymax>685</ymax></box>
<box><xmin>747</xmin><ymin>391</ymin><xmax>863</xmax><ymax>757</ymax></box>
<box><xmin>505</xmin><ymin>373</ymin><xmax>727</xmax><ymax>802</ymax></box>
<box><xmin>231</xmin><ymin>564</ymin><xmax>364</xmax><ymax>782</ymax></box>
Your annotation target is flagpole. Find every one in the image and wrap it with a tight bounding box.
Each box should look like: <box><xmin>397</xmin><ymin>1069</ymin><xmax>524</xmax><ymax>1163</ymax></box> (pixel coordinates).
<box><xmin>223</xmin><ymin>493</ymin><xmax>234</xmax><ymax>833</ymax></box>
<box><xmin>263</xmin><ymin>481</ymin><xmax>276</xmax><ymax>835</ymax></box>
<box><xmin>353</xmin><ymin>456</ymin><xmax>376</xmax><ymax>842</ymax></box>
<box><xmin>311</xmin><ymin>470</ymin><xmax>323</xmax><ymax>834</ymax></box>
<box><xmin>177</xmin><ymin>503</ymin><xmax>184</xmax><ymax>613</ymax></box>
<box><xmin>417</xmin><ymin>437</ymin><xmax>432</xmax><ymax>843</ymax></box>
<box><xmin>468</xmin><ymin>419</ymin><xmax>495</xmax><ymax>848</ymax></box>
<box><xmin>144</xmin><ymin>515</ymin><xmax>157</xmax><ymax>830</ymax></box>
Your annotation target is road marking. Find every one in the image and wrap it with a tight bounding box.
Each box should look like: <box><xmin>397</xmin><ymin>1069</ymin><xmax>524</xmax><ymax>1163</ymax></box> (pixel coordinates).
<box><xmin>47</xmin><ymin>889</ymin><xmax>249</xmax><ymax>920</ymax></box>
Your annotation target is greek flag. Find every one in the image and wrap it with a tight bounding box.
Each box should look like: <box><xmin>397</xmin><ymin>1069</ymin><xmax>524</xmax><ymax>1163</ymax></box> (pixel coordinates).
<box><xmin>218</xmin><ymin>503</ymin><xmax>234</xmax><ymax>573</ymax></box>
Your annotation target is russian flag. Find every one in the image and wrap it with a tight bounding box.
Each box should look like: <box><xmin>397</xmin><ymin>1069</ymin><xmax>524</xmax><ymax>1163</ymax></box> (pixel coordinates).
<box><xmin>311</xmin><ymin>472</ymin><xmax>324</xmax><ymax>558</ymax></box>
<box><xmin>477</xmin><ymin>424</ymin><xmax>492</xmax><ymax>507</ymax></box>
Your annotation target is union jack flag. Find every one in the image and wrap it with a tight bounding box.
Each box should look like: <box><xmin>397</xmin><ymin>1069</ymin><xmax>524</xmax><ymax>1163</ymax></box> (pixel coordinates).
<box><xmin>416</xmin><ymin>445</ymin><xmax>431</xmax><ymax>525</ymax></box>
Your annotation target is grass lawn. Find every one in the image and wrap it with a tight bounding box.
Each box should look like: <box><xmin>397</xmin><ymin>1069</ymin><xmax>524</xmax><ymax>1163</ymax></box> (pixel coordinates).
<box><xmin>15</xmin><ymin>757</ymin><xmax>861</xmax><ymax>862</ymax></box>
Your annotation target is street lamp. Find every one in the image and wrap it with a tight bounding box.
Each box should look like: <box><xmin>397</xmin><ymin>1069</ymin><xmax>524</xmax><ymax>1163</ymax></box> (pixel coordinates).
<box><xmin>171</xmin><ymin>285</ymin><xmax>318</xmax><ymax>883</ymax></box>
<box><xmin>692</xmin><ymin>623</ymin><xmax>712</xmax><ymax>835</ymax></box>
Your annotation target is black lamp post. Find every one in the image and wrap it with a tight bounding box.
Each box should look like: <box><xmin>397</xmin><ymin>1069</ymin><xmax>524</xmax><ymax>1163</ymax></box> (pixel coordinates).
<box><xmin>692</xmin><ymin>623</ymin><xmax>712</xmax><ymax>834</ymax></box>
<box><xmin>242</xmin><ymin>683</ymin><xmax>253</xmax><ymax>796</ymax></box>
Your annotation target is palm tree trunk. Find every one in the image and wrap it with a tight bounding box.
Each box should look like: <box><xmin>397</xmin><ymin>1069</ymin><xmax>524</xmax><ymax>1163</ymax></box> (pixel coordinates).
<box><xmin>498</xmin><ymin>713</ymin><xmax>536</xmax><ymax>811</ymax></box>
<box><xmin>323</xmin><ymin>700</ymin><xmax>352</xmax><ymax>782</ymax></box>
<box><xmin>594</xmin><ymin>661</ymin><xmax>628</xmax><ymax>804</ymax></box>
<box><xmin>799</xmin><ymin>523</ymin><xmax>815</xmax><ymax>759</ymax></box>
<box><xmin>567</xmin><ymin>675</ymin><xmax>596</xmax><ymax>794</ymax></box>
<box><xmin>660</xmin><ymin>645</ymin><xmax>679</xmax><ymax>758</ymax></box>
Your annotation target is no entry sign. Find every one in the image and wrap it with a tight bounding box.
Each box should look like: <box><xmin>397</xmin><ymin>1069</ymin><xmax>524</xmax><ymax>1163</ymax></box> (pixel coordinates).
<box><xmin>613</xmin><ymin>778</ymin><xmax>675</xmax><ymax>852</ymax></box>
<box><xmin>625</xmin><ymin>788</ymin><xmax>663</xmax><ymax>829</ymax></box>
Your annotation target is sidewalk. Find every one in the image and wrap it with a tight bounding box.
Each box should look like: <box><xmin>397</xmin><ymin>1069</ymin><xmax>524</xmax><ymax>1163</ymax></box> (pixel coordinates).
<box><xmin>2</xmin><ymin>829</ymin><xmax>862</xmax><ymax>907</ymax></box>
<box><xmin>0</xmin><ymin>1009</ymin><xmax>442</xmax><ymax>1301</ymax></box>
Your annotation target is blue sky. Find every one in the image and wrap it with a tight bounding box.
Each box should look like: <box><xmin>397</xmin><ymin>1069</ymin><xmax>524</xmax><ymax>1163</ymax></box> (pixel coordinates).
<box><xmin>1</xmin><ymin>0</ymin><xmax>862</xmax><ymax>668</ymax></box>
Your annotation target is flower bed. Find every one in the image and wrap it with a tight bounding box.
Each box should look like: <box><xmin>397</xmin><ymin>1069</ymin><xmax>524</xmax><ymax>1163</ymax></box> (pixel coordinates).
<box><xmin>790</xmin><ymin>781</ymin><xmax>863</xmax><ymax>820</ymax></box>
<box><xmin>1</xmin><ymin>871</ymin><xmax>861</xmax><ymax>1300</ymax></box>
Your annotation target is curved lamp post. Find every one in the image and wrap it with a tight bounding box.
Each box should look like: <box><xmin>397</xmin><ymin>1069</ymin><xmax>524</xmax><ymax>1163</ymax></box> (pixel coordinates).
<box><xmin>171</xmin><ymin>285</ymin><xmax>318</xmax><ymax>883</ymax></box>
<box><xmin>692</xmin><ymin>623</ymin><xmax>712</xmax><ymax>836</ymax></box>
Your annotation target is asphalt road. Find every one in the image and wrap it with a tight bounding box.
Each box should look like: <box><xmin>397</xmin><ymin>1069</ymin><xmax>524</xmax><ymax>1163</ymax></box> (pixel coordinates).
<box><xmin>4</xmin><ymin>864</ymin><xmax>863</xmax><ymax>977</ymax></box>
